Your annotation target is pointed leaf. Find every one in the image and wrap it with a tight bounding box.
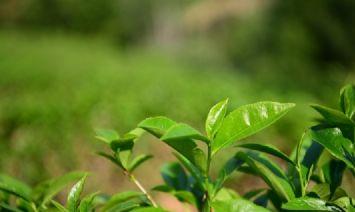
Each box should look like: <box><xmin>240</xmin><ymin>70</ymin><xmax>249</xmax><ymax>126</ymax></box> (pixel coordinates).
<box><xmin>205</xmin><ymin>98</ymin><xmax>228</xmax><ymax>139</ymax></box>
<box><xmin>322</xmin><ymin>160</ymin><xmax>346</xmax><ymax>197</ymax></box>
<box><xmin>138</xmin><ymin>116</ymin><xmax>176</xmax><ymax>137</ymax></box>
<box><xmin>340</xmin><ymin>84</ymin><xmax>355</xmax><ymax>120</ymax></box>
<box><xmin>161</xmin><ymin>123</ymin><xmax>209</xmax><ymax>143</ymax></box>
<box><xmin>95</xmin><ymin>129</ymin><xmax>119</xmax><ymax>143</ymax></box>
<box><xmin>311</xmin><ymin>104</ymin><xmax>353</xmax><ymax>125</ymax></box>
<box><xmin>34</xmin><ymin>172</ymin><xmax>86</xmax><ymax>206</ymax></box>
<box><xmin>236</xmin><ymin>143</ymin><xmax>295</xmax><ymax>165</ymax></box>
<box><xmin>0</xmin><ymin>174</ymin><xmax>31</xmax><ymax>201</ymax></box>
<box><xmin>79</xmin><ymin>192</ymin><xmax>99</xmax><ymax>212</ymax></box>
<box><xmin>138</xmin><ymin>117</ymin><xmax>202</xmax><ymax>170</ymax></box>
<box><xmin>128</xmin><ymin>155</ymin><xmax>153</xmax><ymax>173</ymax></box>
<box><xmin>67</xmin><ymin>175</ymin><xmax>87</xmax><ymax>212</ymax></box>
<box><xmin>96</xmin><ymin>152</ymin><xmax>123</xmax><ymax>169</ymax></box>
<box><xmin>237</xmin><ymin>152</ymin><xmax>295</xmax><ymax>202</ymax></box>
<box><xmin>311</xmin><ymin>128</ymin><xmax>355</xmax><ymax>169</ymax></box>
<box><xmin>51</xmin><ymin>200</ymin><xmax>68</xmax><ymax>212</ymax></box>
<box><xmin>212</xmin><ymin>102</ymin><xmax>295</xmax><ymax>155</ymax></box>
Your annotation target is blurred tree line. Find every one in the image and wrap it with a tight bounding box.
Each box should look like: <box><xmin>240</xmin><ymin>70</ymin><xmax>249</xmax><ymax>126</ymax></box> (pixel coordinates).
<box><xmin>0</xmin><ymin>0</ymin><xmax>355</xmax><ymax>75</ymax></box>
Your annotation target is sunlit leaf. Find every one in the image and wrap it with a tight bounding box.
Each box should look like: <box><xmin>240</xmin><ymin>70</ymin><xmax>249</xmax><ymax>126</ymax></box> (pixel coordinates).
<box><xmin>95</xmin><ymin>129</ymin><xmax>119</xmax><ymax>143</ymax></box>
<box><xmin>340</xmin><ymin>84</ymin><xmax>355</xmax><ymax>120</ymax></box>
<box><xmin>67</xmin><ymin>175</ymin><xmax>87</xmax><ymax>212</ymax></box>
<box><xmin>205</xmin><ymin>98</ymin><xmax>228</xmax><ymax>139</ymax></box>
<box><xmin>161</xmin><ymin>123</ymin><xmax>209</xmax><ymax>143</ymax></box>
<box><xmin>282</xmin><ymin>197</ymin><xmax>336</xmax><ymax>211</ymax></box>
<box><xmin>212</xmin><ymin>102</ymin><xmax>295</xmax><ymax>155</ymax></box>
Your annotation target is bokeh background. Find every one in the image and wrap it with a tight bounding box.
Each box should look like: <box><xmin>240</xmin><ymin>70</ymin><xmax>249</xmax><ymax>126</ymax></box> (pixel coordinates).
<box><xmin>0</xmin><ymin>0</ymin><xmax>354</xmax><ymax>209</ymax></box>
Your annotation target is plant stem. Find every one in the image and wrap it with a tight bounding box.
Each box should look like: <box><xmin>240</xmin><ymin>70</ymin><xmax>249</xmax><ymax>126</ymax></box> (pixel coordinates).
<box><xmin>126</xmin><ymin>171</ymin><xmax>158</xmax><ymax>208</ymax></box>
<box><xmin>204</xmin><ymin>144</ymin><xmax>212</xmax><ymax>212</ymax></box>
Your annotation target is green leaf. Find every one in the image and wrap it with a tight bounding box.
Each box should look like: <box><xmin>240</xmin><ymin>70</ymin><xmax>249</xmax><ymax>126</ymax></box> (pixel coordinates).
<box><xmin>212</xmin><ymin>199</ymin><xmax>270</xmax><ymax>212</ymax></box>
<box><xmin>67</xmin><ymin>175</ymin><xmax>87</xmax><ymax>212</ymax></box>
<box><xmin>109</xmin><ymin>134</ymin><xmax>136</xmax><ymax>152</ymax></box>
<box><xmin>311</xmin><ymin>127</ymin><xmax>355</xmax><ymax>169</ymax></box>
<box><xmin>0</xmin><ymin>202</ymin><xmax>24</xmax><ymax>212</ymax></box>
<box><xmin>282</xmin><ymin>197</ymin><xmax>334</xmax><ymax>211</ymax></box>
<box><xmin>212</xmin><ymin>102</ymin><xmax>295</xmax><ymax>155</ymax></box>
<box><xmin>138</xmin><ymin>116</ymin><xmax>202</xmax><ymax>170</ymax></box>
<box><xmin>34</xmin><ymin>171</ymin><xmax>86</xmax><ymax>206</ymax></box>
<box><xmin>237</xmin><ymin>152</ymin><xmax>295</xmax><ymax>202</ymax></box>
<box><xmin>131</xmin><ymin>207</ymin><xmax>167</xmax><ymax>212</ymax></box>
<box><xmin>0</xmin><ymin>174</ymin><xmax>31</xmax><ymax>201</ymax></box>
<box><xmin>96</xmin><ymin>152</ymin><xmax>124</xmax><ymax>169</ymax></box>
<box><xmin>95</xmin><ymin>129</ymin><xmax>119</xmax><ymax>143</ymax></box>
<box><xmin>101</xmin><ymin>191</ymin><xmax>144</xmax><ymax>212</ymax></box>
<box><xmin>52</xmin><ymin>200</ymin><xmax>68</xmax><ymax>212</ymax></box>
<box><xmin>173</xmin><ymin>191</ymin><xmax>197</xmax><ymax>206</ymax></box>
<box><xmin>79</xmin><ymin>192</ymin><xmax>99</xmax><ymax>212</ymax></box>
<box><xmin>214</xmin><ymin>154</ymin><xmax>244</xmax><ymax>194</ymax></box>
<box><xmin>340</xmin><ymin>84</ymin><xmax>355</xmax><ymax>120</ymax></box>
<box><xmin>128</xmin><ymin>154</ymin><xmax>153</xmax><ymax>173</ymax></box>
<box><xmin>138</xmin><ymin>116</ymin><xmax>176</xmax><ymax>137</ymax></box>
<box><xmin>160</xmin><ymin>162</ymin><xmax>188</xmax><ymax>191</ymax></box>
<box><xmin>243</xmin><ymin>189</ymin><xmax>266</xmax><ymax>200</ymax></box>
<box><xmin>161</xmin><ymin>123</ymin><xmax>209</xmax><ymax>143</ymax></box>
<box><xmin>236</xmin><ymin>143</ymin><xmax>295</xmax><ymax>165</ymax></box>
<box><xmin>322</xmin><ymin>160</ymin><xmax>346</xmax><ymax>197</ymax></box>
<box><xmin>173</xmin><ymin>152</ymin><xmax>205</xmax><ymax>189</ymax></box>
<box><xmin>311</xmin><ymin>104</ymin><xmax>354</xmax><ymax>125</ymax></box>
<box><xmin>205</xmin><ymin>98</ymin><xmax>229</xmax><ymax>139</ymax></box>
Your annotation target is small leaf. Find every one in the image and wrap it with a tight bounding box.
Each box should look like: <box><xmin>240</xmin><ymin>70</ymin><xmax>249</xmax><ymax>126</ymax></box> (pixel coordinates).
<box><xmin>212</xmin><ymin>102</ymin><xmax>295</xmax><ymax>155</ymax></box>
<box><xmin>96</xmin><ymin>152</ymin><xmax>124</xmax><ymax>169</ymax></box>
<box><xmin>282</xmin><ymin>197</ymin><xmax>334</xmax><ymax>211</ymax></box>
<box><xmin>128</xmin><ymin>154</ymin><xmax>153</xmax><ymax>173</ymax></box>
<box><xmin>95</xmin><ymin>129</ymin><xmax>119</xmax><ymax>143</ymax></box>
<box><xmin>67</xmin><ymin>175</ymin><xmax>87</xmax><ymax>212</ymax></box>
<box><xmin>340</xmin><ymin>84</ymin><xmax>355</xmax><ymax>120</ymax></box>
<box><xmin>138</xmin><ymin>116</ymin><xmax>176</xmax><ymax>137</ymax></box>
<box><xmin>205</xmin><ymin>98</ymin><xmax>229</xmax><ymax>139</ymax></box>
<box><xmin>236</xmin><ymin>143</ymin><xmax>295</xmax><ymax>165</ymax></box>
<box><xmin>151</xmin><ymin>185</ymin><xmax>173</xmax><ymax>192</ymax></box>
<box><xmin>161</xmin><ymin>123</ymin><xmax>209</xmax><ymax>143</ymax></box>
<box><xmin>0</xmin><ymin>174</ymin><xmax>32</xmax><ymax>201</ymax></box>
<box><xmin>311</xmin><ymin>127</ymin><xmax>354</xmax><ymax>169</ymax></box>
<box><xmin>311</xmin><ymin>104</ymin><xmax>354</xmax><ymax>125</ymax></box>
<box><xmin>79</xmin><ymin>192</ymin><xmax>100</xmax><ymax>212</ymax></box>
<box><xmin>34</xmin><ymin>172</ymin><xmax>86</xmax><ymax>206</ymax></box>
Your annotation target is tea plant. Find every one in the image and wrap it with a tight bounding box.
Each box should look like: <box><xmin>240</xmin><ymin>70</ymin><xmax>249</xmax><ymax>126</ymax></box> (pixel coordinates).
<box><xmin>0</xmin><ymin>84</ymin><xmax>354</xmax><ymax>211</ymax></box>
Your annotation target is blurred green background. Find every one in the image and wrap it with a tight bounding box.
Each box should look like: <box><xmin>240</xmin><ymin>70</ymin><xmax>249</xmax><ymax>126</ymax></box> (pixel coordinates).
<box><xmin>0</xmin><ymin>0</ymin><xmax>354</xmax><ymax>201</ymax></box>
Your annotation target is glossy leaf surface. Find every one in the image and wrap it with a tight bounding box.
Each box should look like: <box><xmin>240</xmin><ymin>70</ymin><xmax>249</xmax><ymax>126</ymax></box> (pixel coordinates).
<box><xmin>212</xmin><ymin>102</ymin><xmax>295</xmax><ymax>155</ymax></box>
<box><xmin>311</xmin><ymin>128</ymin><xmax>354</xmax><ymax>169</ymax></box>
<box><xmin>205</xmin><ymin>98</ymin><xmax>228</xmax><ymax>139</ymax></box>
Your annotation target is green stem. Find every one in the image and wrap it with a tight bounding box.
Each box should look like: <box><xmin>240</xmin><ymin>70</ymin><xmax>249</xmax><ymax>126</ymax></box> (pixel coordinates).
<box><xmin>204</xmin><ymin>144</ymin><xmax>212</xmax><ymax>212</ymax></box>
<box><xmin>125</xmin><ymin>171</ymin><xmax>158</xmax><ymax>208</ymax></box>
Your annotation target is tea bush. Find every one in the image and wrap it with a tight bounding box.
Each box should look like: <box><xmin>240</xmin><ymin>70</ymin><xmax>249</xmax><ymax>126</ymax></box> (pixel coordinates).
<box><xmin>0</xmin><ymin>84</ymin><xmax>354</xmax><ymax>211</ymax></box>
